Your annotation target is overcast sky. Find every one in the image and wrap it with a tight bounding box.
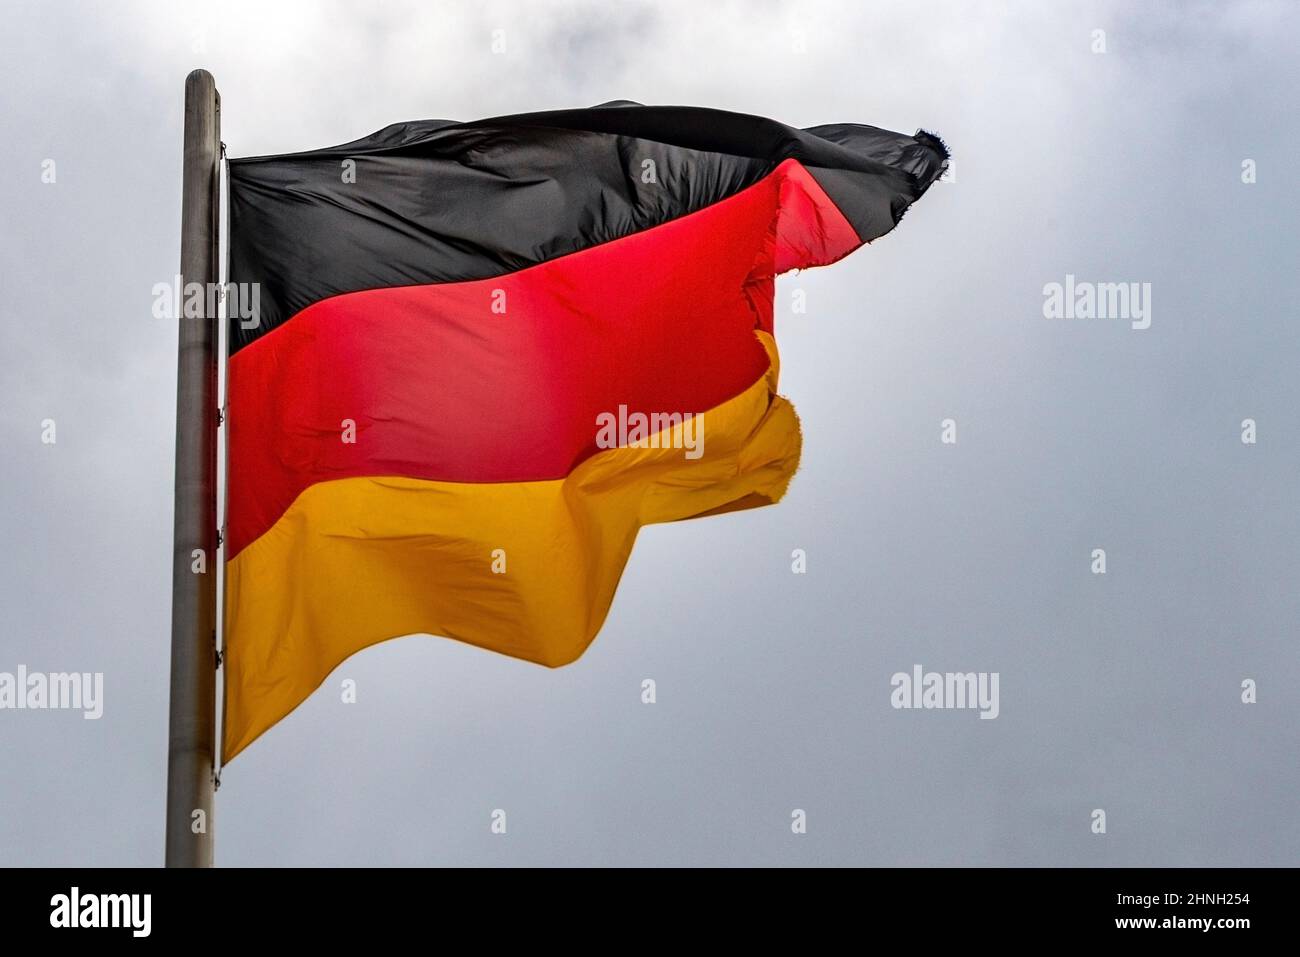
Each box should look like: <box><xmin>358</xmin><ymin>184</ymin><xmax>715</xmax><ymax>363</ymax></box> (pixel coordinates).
<box><xmin>1</xmin><ymin>0</ymin><xmax>1297</xmax><ymax>866</ymax></box>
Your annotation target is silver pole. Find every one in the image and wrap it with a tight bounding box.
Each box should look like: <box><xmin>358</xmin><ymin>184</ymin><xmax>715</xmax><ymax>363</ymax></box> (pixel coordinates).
<box><xmin>165</xmin><ymin>68</ymin><xmax>220</xmax><ymax>868</ymax></box>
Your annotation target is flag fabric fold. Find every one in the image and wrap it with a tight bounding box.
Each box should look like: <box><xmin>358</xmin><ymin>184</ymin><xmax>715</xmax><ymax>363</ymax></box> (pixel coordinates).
<box><xmin>223</xmin><ymin>101</ymin><xmax>948</xmax><ymax>761</ymax></box>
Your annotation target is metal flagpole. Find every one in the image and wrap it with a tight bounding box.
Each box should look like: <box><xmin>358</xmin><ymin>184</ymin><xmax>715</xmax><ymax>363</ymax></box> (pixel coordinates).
<box><xmin>165</xmin><ymin>68</ymin><xmax>221</xmax><ymax>867</ymax></box>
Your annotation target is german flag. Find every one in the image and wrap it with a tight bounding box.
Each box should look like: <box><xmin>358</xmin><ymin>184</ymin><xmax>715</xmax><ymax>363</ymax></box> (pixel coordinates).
<box><xmin>223</xmin><ymin>101</ymin><xmax>948</xmax><ymax>760</ymax></box>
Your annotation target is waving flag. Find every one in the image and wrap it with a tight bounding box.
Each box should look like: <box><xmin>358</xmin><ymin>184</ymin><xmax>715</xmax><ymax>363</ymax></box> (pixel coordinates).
<box><xmin>223</xmin><ymin>101</ymin><xmax>948</xmax><ymax>760</ymax></box>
